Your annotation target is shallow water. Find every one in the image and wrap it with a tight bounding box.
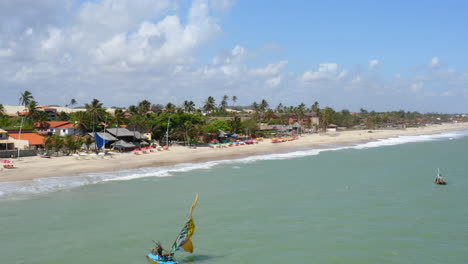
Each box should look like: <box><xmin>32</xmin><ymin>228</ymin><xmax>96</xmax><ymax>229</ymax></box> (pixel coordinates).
<box><xmin>1</xmin><ymin>131</ymin><xmax>467</xmax><ymax>263</ymax></box>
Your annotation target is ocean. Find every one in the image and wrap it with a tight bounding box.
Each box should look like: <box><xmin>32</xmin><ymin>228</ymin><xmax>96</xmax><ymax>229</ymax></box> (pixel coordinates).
<box><xmin>1</xmin><ymin>130</ymin><xmax>467</xmax><ymax>264</ymax></box>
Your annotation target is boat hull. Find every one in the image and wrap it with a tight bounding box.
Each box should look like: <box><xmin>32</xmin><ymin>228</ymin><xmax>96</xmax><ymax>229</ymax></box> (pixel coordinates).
<box><xmin>146</xmin><ymin>253</ymin><xmax>179</xmax><ymax>264</ymax></box>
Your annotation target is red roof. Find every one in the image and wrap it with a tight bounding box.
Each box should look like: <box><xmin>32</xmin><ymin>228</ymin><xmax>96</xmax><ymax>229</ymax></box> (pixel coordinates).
<box><xmin>56</xmin><ymin>123</ymin><xmax>76</xmax><ymax>129</ymax></box>
<box><xmin>9</xmin><ymin>133</ymin><xmax>44</xmax><ymax>145</ymax></box>
<box><xmin>34</xmin><ymin>121</ymin><xmax>73</xmax><ymax>128</ymax></box>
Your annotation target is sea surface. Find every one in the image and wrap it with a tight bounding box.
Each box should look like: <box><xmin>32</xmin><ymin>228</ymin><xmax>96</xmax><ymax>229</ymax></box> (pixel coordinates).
<box><xmin>1</xmin><ymin>130</ymin><xmax>468</xmax><ymax>264</ymax></box>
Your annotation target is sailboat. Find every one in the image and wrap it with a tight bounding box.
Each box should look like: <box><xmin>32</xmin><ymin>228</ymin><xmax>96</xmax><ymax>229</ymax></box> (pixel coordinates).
<box><xmin>147</xmin><ymin>194</ymin><xmax>199</xmax><ymax>264</ymax></box>
<box><xmin>434</xmin><ymin>168</ymin><xmax>446</xmax><ymax>185</ymax></box>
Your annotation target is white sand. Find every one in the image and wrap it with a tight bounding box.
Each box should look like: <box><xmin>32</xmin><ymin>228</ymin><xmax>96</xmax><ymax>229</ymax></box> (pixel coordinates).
<box><xmin>1</xmin><ymin>122</ymin><xmax>467</xmax><ymax>182</ymax></box>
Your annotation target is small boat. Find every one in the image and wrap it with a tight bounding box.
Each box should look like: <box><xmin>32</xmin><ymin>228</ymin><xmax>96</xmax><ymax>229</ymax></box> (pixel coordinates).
<box><xmin>147</xmin><ymin>195</ymin><xmax>199</xmax><ymax>264</ymax></box>
<box><xmin>434</xmin><ymin>168</ymin><xmax>446</xmax><ymax>185</ymax></box>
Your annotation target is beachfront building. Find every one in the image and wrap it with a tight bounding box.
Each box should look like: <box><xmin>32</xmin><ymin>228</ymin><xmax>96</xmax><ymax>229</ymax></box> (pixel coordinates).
<box><xmin>106</xmin><ymin>127</ymin><xmax>148</xmax><ymax>146</ymax></box>
<box><xmin>0</xmin><ymin>129</ymin><xmax>15</xmax><ymax>150</ymax></box>
<box><xmin>287</xmin><ymin>112</ymin><xmax>319</xmax><ymax>127</ymax></box>
<box><xmin>87</xmin><ymin>132</ymin><xmax>118</xmax><ymax>149</ymax></box>
<box><xmin>8</xmin><ymin>130</ymin><xmax>45</xmax><ymax>150</ymax></box>
<box><xmin>35</xmin><ymin>121</ymin><xmax>78</xmax><ymax>136</ymax></box>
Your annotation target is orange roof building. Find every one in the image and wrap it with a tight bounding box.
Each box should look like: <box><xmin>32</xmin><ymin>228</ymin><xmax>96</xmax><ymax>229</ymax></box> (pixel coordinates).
<box><xmin>9</xmin><ymin>133</ymin><xmax>45</xmax><ymax>146</ymax></box>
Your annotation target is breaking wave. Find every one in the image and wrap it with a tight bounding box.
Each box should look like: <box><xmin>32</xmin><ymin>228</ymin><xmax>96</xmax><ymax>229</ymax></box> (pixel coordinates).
<box><xmin>1</xmin><ymin>130</ymin><xmax>467</xmax><ymax>200</ymax></box>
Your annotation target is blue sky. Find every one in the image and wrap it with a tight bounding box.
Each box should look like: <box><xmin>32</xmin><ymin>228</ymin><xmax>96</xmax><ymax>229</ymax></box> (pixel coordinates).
<box><xmin>0</xmin><ymin>0</ymin><xmax>467</xmax><ymax>113</ymax></box>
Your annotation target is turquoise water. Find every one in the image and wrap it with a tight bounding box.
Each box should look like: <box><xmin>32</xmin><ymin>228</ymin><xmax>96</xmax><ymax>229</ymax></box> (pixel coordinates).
<box><xmin>1</xmin><ymin>131</ymin><xmax>468</xmax><ymax>264</ymax></box>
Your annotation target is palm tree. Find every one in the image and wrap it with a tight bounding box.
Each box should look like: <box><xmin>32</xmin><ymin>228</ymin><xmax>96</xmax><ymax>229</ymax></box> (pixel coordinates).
<box><xmin>219</xmin><ymin>96</ymin><xmax>228</xmax><ymax>113</ymax></box>
<box><xmin>165</xmin><ymin>102</ymin><xmax>176</xmax><ymax>112</ymax></box>
<box><xmin>85</xmin><ymin>98</ymin><xmax>104</xmax><ymax>136</ymax></box>
<box><xmin>70</xmin><ymin>111</ymin><xmax>90</xmax><ymax>135</ymax></box>
<box><xmin>321</xmin><ymin>106</ymin><xmax>335</xmax><ymax>131</ymax></box>
<box><xmin>311</xmin><ymin>101</ymin><xmax>320</xmax><ymax>115</ymax></box>
<box><xmin>26</xmin><ymin>100</ymin><xmax>39</xmax><ymax>120</ymax></box>
<box><xmin>232</xmin><ymin>96</ymin><xmax>238</xmax><ymax>107</ymax></box>
<box><xmin>251</xmin><ymin>101</ymin><xmax>259</xmax><ymax>113</ymax></box>
<box><xmin>259</xmin><ymin>99</ymin><xmax>269</xmax><ymax>112</ymax></box>
<box><xmin>228</xmin><ymin>116</ymin><xmax>242</xmax><ymax>133</ymax></box>
<box><xmin>52</xmin><ymin>134</ymin><xmax>64</xmax><ymax>155</ymax></box>
<box><xmin>276</xmin><ymin>103</ymin><xmax>284</xmax><ymax>113</ymax></box>
<box><xmin>20</xmin><ymin>91</ymin><xmax>34</xmax><ymax>107</ymax></box>
<box><xmin>69</xmin><ymin>99</ymin><xmax>77</xmax><ymax>108</ymax></box>
<box><xmin>84</xmin><ymin>137</ymin><xmax>94</xmax><ymax>152</ymax></box>
<box><xmin>203</xmin><ymin>96</ymin><xmax>216</xmax><ymax>114</ymax></box>
<box><xmin>113</xmin><ymin>108</ymin><xmax>126</xmax><ymax>139</ymax></box>
<box><xmin>183</xmin><ymin>100</ymin><xmax>195</xmax><ymax>112</ymax></box>
<box><xmin>17</xmin><ymin>91</ymin><xmax>34</xmax><ymax>158</ymax></box>
<box><xmin>138</xmin><ymin>100</ymin><xmax>152</xmax><ymax>115</ymax></box>
<box><xmin>0</xmin><ymin>104</ymin><xmax>5</xmax><ymax>116</ymax></box>
<box><xmin>43</xmin><ymin>135</ymin><xmax>54</xmax><ymax>155</ymax></box>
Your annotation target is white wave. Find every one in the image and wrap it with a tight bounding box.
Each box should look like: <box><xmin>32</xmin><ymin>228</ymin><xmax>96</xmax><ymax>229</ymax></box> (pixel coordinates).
<box><xmin>1</xmin><ymin>129</ymin><xmax>467</xmax><ymax>200</ymax></box>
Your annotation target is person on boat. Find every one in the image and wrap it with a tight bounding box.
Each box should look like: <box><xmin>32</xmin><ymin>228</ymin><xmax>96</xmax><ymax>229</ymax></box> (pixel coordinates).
<box><xmin>154</xmin><ymin>244</ymin><xmax>174</xmax><ymax>260</ymax></box>
<box><xmin>435</xmin><ymin>174</ymin><xmax>445</xmax><ymax>184</ymax></box>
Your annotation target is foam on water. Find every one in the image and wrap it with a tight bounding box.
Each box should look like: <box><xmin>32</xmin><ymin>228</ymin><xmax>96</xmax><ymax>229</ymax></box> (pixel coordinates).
<box><xmin>1</xmin><ymin>130</ymin><xmax>467</xmax><ymax>200</ymax></box>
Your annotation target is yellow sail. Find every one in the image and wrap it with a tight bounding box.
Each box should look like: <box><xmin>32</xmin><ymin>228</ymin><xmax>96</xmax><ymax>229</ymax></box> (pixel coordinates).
<box><xmin>171</xmin><ymin>195</ymin><xmax>198</xmax><ymax>253</ymax></box>
<box><xmin>181</xmin><ymin>238</ymin><xmax>194</xmax><ymax>253</ymax></box>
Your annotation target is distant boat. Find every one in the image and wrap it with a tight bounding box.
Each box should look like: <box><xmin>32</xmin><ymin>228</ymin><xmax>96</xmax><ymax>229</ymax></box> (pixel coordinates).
<box><xmin>147</xmin><ymin>195</ymin><xmax>199</xmax><ymax>264</ymax></box>
<box><xmin>434</xmin><ymin>168</ymin><xmax>447</xmax><ymax>185</ymax></box>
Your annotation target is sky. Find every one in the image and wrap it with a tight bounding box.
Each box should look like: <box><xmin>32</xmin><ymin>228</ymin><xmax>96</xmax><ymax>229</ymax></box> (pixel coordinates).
<box><xmin>0</xmin><ymin>0</ymin><xmax>467</xmax><ymax>113</ymax></box>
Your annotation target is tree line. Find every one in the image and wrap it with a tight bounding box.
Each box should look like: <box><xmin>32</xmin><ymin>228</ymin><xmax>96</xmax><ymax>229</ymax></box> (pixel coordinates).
<box><xmin>0</xmin><ymin>91</ymin><xmax>464</xmax><ymax>147</ymax></box>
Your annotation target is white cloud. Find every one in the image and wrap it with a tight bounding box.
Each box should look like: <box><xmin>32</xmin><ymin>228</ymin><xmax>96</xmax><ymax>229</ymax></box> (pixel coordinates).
<box><xmin>0</xmin><ymin>0</ymin><xmax>467</xmax><ymax>113</ymax></box>
<box><xmin>0</xmin><ymin>48</ymin><xmax>13</xmax><ymax>58</ymax></box>
<box><xmin>265</xmin><ymin>75</ymin><xmax>281</xmax><ymax>88</ymax></box>
<box><xmin>299</xmin><ymin>63</ymin><xmax>347</xmax><ymax>82</ymax></box>
<box><xmin>369</xmin><ymin>59</ymin><xmax>379</xmax><ymax>69</ymax></box>
<box><xmin>429</xmin><ymin>56</ymin><xmax>440</xmax><ymax>68</ymax></box>
<box><xmin>410</xmin><ymin>82</ymin><xmax>424</xmax><ymax>92</ymax></box>
<box><xmin>250</xmin><ymin>61</ymin><xmax>287</xmax><ymax>76</ymax></box>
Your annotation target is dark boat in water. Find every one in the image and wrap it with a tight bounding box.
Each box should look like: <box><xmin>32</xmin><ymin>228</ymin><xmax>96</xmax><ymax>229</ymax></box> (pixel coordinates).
<box><xmin>435</xmin><ymin>168</ymin><xmax>446</xmax><ymax>185</ymax></box>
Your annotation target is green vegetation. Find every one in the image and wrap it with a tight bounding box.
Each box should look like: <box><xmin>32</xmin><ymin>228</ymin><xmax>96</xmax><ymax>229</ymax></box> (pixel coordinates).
<box><xmin>1</xmin><ymin>93</ymin><xmax>466</xmax><ymax>145</ymax></box>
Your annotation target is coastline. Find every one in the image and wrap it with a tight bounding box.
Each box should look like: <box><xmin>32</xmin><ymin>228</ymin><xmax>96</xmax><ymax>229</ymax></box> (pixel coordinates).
<box><xmin>1</xmin><ymin>122</ymin><xmax>468</xmax><ymax>183</ymax></box>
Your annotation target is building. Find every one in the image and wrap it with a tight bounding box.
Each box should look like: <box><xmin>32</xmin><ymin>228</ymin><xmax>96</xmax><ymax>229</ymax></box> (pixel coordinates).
<box><xmin>0</xmin><ymin>129</ymin><xmax>15</xmax><ymax>150</ymax></box>
<box><xmin>37</xmin><ymin>106</ymin><xmax>58</xmax><ymax>120</ymax></box>
<box><xmin>8</xmin><ymin>130</ymin><xmax>45</xmax><ymax>150</ymax></box>
<box><xmin>35</xmin><ymin>121</ymin><xmax>78</xmax><ymax>136</ymax></box>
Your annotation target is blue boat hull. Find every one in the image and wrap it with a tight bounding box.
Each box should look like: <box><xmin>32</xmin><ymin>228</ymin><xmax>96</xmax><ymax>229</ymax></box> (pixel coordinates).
<box><xmin>146</xmin><ymin>253</ymin><xmax>179</xmax><ymax>264</ymax></box>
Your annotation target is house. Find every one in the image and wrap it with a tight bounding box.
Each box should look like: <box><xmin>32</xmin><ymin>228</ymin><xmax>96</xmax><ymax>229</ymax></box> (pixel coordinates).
<box><xmin>105</xmin><ymin>127</ymin><xmax>149</xmax><ymax>148</ymax></box>
<box><xmin>37</xmin><ymin>106</ymin><xmax>58</xmax><ymax>120</ymax></box>
<box><xmin>35</xmin><ymin>121</ymin><xmax>78</xmax><ymax>136</ymax></box>
<box><xmin>288</xmin><ymin>112</ymin><xmax>319</xmax><ymax>127</ymax></box>
<box><xmin>8</xmin><ymin>130</ymin><xmax>45</xmax><ymax>149</ymax></box>
<box><xmin>0</xmin><ymin>129</ymin><xmax>15</xmax><ymax>151</ymax></box>
<box><xmin>87</xmin><ymin>132</ymin><xmax>118</xmax><ymax>149</ymax></box>
<box><xmin>106</xmin><ymin>128</ymin><xmax>147</xmax><ymax>142</ymax></box>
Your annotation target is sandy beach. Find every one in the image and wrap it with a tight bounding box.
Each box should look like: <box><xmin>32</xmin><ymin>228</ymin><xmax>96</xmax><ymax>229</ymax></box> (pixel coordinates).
<box><xmin>1</xmin><ymin>122</ymin><xmax>467</xmax><ymax>183</ymax></box>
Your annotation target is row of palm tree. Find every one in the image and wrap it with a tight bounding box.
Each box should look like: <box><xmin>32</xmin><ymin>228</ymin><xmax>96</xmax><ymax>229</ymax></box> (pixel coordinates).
<box><xmin>4</xmin><ymin>91</ymin><xmax>463</xmax><ymax>149</ymax></box>
<box><xmin>43</xmin><ymin>134</ymin><xmax>95</xmax><ymax>155</ymax></box>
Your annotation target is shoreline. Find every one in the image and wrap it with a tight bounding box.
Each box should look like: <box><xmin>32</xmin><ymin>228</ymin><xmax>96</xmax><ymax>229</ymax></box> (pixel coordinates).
<box><xmin>1</xmin><ymin>122</ymin><xmax>468</xmax><ymax>183</ymax></box>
